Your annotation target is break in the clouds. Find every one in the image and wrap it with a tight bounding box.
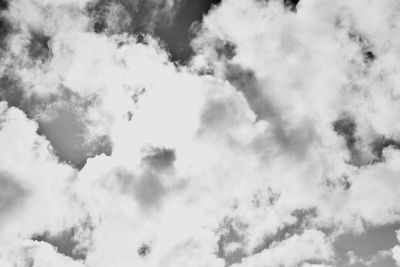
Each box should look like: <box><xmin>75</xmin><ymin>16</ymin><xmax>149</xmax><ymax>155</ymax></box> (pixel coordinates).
<box><xmin>1</xmin><ymin>0</ymin><xmax>400</xmax><ymax>266</ymax></box>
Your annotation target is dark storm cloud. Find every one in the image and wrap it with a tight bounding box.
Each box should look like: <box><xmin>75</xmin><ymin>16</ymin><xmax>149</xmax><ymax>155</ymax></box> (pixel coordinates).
<box><xmin>0</xmin><ymin>172</ymin><xmax>26</xmax><ymax>215</ymax></box>
<box><xmin>32</xmin><ymin>228</ymin><xmax>86</xmax><ymax>260</ymax></box>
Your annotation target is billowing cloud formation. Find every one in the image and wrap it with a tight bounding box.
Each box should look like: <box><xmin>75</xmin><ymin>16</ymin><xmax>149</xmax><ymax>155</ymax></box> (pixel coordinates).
<box><xmin>1</xmin><ymin>0</ymin><xmax>400</xmax><ymax>266</ymax></box>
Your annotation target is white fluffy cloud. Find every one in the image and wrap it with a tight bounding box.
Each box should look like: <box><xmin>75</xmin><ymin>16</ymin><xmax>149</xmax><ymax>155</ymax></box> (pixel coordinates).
<box><xmin>233</xmin><ymin>229</ymin><xmax>333</xmax><ymax>267</ymax></box>
<box><xmin>1</xmin><ymin>0</ymin><xmax>400</xmax><ymax>266</ymax></box>
<box><xmin>0</xmin><ymin>239</ymin><xmax>86</xmax><ymax>267</ymax></box>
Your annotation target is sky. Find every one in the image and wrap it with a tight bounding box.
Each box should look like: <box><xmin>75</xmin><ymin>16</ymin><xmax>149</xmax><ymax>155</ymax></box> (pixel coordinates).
<box><xmin>1</xmin><ymin>0</ymin><xmax>400</xmax><ymax>267</ymax></box>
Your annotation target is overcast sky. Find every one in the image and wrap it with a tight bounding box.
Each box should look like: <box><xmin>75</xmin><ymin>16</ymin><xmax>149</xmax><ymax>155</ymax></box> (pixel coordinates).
<box><xmin>1</xmin><ymin>0</ymin><xmax>400</xmax><ymax>267</ymax></box>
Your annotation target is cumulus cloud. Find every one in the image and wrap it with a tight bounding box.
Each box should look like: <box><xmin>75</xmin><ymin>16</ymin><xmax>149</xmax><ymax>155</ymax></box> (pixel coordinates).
<box><xmin>1</xmin><ymin>0</ymin><xmax>400</xmax><ymax>266</ymax></box>
<box><xmin>0</xmin><ymin>239</ymin><xmax>86</xmax><ymax>267</ymax></box>
<box><xmin>0</xmin><ymin>102</ymin><xmax>82</xmax><ymax>244</ymax></box>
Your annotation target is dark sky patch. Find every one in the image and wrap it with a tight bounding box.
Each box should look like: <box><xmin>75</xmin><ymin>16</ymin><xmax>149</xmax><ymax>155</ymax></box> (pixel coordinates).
<box><xmin>283</xmin><ymin>0</ymin><xmax>300</xmax><ymax>12</ymax></box>
<box><xmin>0</xmin><ymin>11</ymin><xmax>11</xmax><ymax>50</ymax></box>
<box><xmin>37</xmin><ymin>106</ymin><xmax>112</xmax><ymax>170</ymax></box>
<box><xmin>87</xmin><ymin>0</ymin><xmax>222</xmax><ymax>62</ymax></box>
<box><xmin>1</xmin><ymin>70</ymin><xmax>58</xmax><ymax>117</ymax></box>
<box><xmin>154</xmin><ymin>0</ymin><xmax>222</xmax><ymax>62</ymax></box>
<box><xmin>0</xmin><ymin>72</ymin><xmax>112</xmax><ymax>169</ymax></box>
<box><xmin>38</xmin><ymin>109</ymin><xmax>82</xmax><ymax>163</ymax></box>
<box><xmin>0</xmin><ymin>72</ymin><xmax>25</xmax><ymax>108</ymax></box>
<box><xmin>32</xmin><ymin>228</ymin><xmax>86</xmax><ymax>260</ymax></box>
<box><xmin>334</xmin><ymin>223</ymin><xmax>400</xmax><ymax>267</ymax></box>
<box><xmin>0</xmin><ymin>172</ymin><xmax>26</xmax><ymax>215</ymax></box>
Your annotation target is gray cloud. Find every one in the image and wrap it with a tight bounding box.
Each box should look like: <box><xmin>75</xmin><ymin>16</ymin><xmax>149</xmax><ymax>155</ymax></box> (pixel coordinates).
<box><xmin>224</xmin><ymin>63</ymin><xmax>316</xmax><ymax>158</ymax></box>
<box><xmin>0</xmin><ymin>172</ymin><xmax>26</xmax><ymax>215</ymax></box>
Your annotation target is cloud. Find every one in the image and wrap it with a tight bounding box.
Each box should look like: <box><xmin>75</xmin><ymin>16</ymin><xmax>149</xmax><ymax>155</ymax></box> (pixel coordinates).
<box><xmin>232</xmin><ymin>229</ymin><xmax>333</xmax><ymax>267</ymax></box>
<box><xmin>1</xmin><ymin>0</ymin><xmax>400</xmax><ymax>266</ymax></box>
<box><xmin>87</xmin><ymin>0</ymin><xmax>183</xmax><ymax>34</ymax></box>
<box><xmin>0</xmin><ymin>239</ymin><xmax>86</xmax><ymax>267</ymax></box>
<box><xmin>0</xmin><ymin>102</ymin><xmax>82</xmax><ymax>242</ymax></box>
